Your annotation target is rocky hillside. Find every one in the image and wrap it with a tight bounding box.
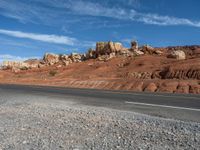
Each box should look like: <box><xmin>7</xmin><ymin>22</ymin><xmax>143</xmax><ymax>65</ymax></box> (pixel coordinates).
<box><xmin>0</xmin><ymin>41</ymin><xmax>200</xmax><ymax>94</ymax></box>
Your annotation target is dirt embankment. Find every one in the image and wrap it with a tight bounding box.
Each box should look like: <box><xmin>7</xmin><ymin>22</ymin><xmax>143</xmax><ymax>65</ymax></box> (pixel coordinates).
<box><xmin>0</xmin><ymin>51</ymin><xmax>199</xmax><ymax>94</ymax></box>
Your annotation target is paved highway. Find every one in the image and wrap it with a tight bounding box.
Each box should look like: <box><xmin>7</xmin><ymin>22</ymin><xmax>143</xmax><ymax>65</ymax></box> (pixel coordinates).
<box><xmin>0</xmin><ymin>84</ymin><xmax>200</xmax><ymax>122</ymax></box>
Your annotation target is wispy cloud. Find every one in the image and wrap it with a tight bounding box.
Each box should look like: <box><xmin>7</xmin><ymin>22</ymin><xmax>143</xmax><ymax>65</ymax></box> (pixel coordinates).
<box><xmin>136</xmin><ymin>13</ymin><xmax>200</xmax><ymax>27</ymax></box>
<box><xmin>0</xmin><ymin>0</ymin><xmax>200</xmax><ymax>28</ymax></box>
<box><xmin>69</xmin><ymin>1</ymin><xmax>200</xmax><ymax>28</ymax></box>
<box><xmin>0</xmin><ymin>29</ymin><xmax>76</xmax><ymax>45</ymax></box>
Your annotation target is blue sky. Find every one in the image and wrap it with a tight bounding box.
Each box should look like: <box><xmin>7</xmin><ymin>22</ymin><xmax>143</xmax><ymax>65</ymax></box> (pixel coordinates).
<box><xmin>0</xmin><ymin>0</ymin><xmax>200</xmax><ymax>61</ymax></box>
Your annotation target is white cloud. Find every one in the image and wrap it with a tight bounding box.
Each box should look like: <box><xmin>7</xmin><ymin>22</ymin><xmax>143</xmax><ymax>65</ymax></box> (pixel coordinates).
<box><xmin>0</xmin><ymin>29</ymin><xmax>76</xmax><ymax>45</ymax></box>
<box><xmin>136</xmin><ymin>13</ymin><xmax>200</xmax><ymax>27</ymax></box>
<box><xmin>0</xmin><ymin>0</ymin><xmax>200</xmax><ymax>28</ymax></box>
<box><xmin>70</xmin><ymin>1</ymin><xmax>200</xmax><ymax>28</ymax></box>
<box><xmin>70</xmin><ymin>1</ymin><xmax>126</xmax><ymax>19</ymax></box>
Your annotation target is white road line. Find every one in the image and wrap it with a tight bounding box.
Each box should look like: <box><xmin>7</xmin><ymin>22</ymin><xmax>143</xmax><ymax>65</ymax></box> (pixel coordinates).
<box><xmin>125</xmin><ymin>101</ymin><xmax>200</xmax><ymax>112</ymax></box>
<box><xmin>104</xmin><ymin>91</ymin><xmax>200</xmax><ymax>100</ymax></box>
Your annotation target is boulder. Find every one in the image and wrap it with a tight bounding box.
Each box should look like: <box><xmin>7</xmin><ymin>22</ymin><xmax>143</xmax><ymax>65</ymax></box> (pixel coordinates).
<box><xmin>98</xmin><ymin>53</ymin><xmax>115</xmax><ymax>61</ymax></box>
<box><xmin>176</xmin><ymin>82</ymin><xmax>189</xmax><ymax>94</ymax></box>
<box><xmin>154</xmin><ymin>50</ymin><xmax>163</xmax><ymax>55</ymax></box>
<box><xmin>131</xmin><ymin>81</ymin><xmax>144</xmax><ymax>92</ymax></box>
<box><xmin>144</xmin><ymin>83</ymin><xmax>157</xmax><ymax>92</ymax></box>
<box><xmin>2</xmin><ymin>61</ymin><xmax>29</xmax><ymax>70</ymax></box>
<box><xmin>168</xmin><ymin>50</ymin><xmax>186</xmax><ymax>60</ymax></box>
<box><xmin>131</xmin><ymin>41</ymin><xmax>138</xmax><ymax>51</ymax></box>
<box><xmin>189</xmin><ymin>84</ymin><xmax>200</xmax><ymax>94</ymax></box>
<box><xmin>109</xmin><ymin>42</ymin><xmax>123</xmax><ymax>52</ymax></box>
<box><xmin>167</xmin><ymin>45</ymin><xmax>200</xmax><ymax>58</ymax></box>
<box><xmin>24</xmin><ymin>59</ymin><xmax>40</xmax><ymax>68</ymax></box>
<box><xmin>69</xmin><ymin>53</ymin><xmax>84</xmax><ymax>63</ymax></box>
<box><xmin>118</xmin><ymin>49</ymin><xmax>133</xmax><ymax>57</ymax></box>
<box><xmin>96</xmin><ymin>41</ymin><xmax>123</xmax><ymax>56</ymax></box>
<box><xmin>134</xmin><ymin>50</ymin><xmax>144</xmax><ymax>56</ymax></box>
<box><xmin>96</xmin><ymin>42</ymin><xmax>107</xmax><ymax>55</ymax></box>
<box><xmin>141</xmin><ymin>45</ymin><xmax>155</xmax><ymax>54</ymax></box>
<box><xmin>43</xmin><ymin>53</ymin><xmax>59</xmax><ymax>65</ymax></box>
<box><xmin>158</xmin><ymin>82</ymin><xmax>179</xmax><ymax>93</ymax></box>
<box><xmin>60</xmin><ymin>54</ymin><xmax>72</xmax><ymax>66</ymax></box>
<box><xmin>86</xmin><ymin>48</ymin><xmax>96</xmax><ymax>59</ymax></box>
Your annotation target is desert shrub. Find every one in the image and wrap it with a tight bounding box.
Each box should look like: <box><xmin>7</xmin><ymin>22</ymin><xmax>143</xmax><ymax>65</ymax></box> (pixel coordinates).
<box><xmin>20</xmin><ymin>66</ymin><xmax>28</xmax><ymax>70</ymax></box>
<box><xmin>49</xmin><ymin>70</ymin><xmax>57</xmax><ymax>76</ymax></box>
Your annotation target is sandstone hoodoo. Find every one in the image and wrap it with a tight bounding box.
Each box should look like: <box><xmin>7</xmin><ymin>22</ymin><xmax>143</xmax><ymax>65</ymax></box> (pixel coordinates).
<box><xmin>130</xmin><ymin>41</ymin><xmax>139</xmax><ymax>51</ymax></box>
<box><xmin>0</xmin><ymin>40</ymin><xmax>199</xmax><ymax>94</ymax></box>
<box><xmin>96</xmin><ymin>41</ymin><xmax>124</xmax><ymax>56</ymax></box>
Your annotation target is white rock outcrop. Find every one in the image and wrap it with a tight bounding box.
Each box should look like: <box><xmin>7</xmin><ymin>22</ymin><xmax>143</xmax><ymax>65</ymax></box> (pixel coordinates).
<box><xmin>169</xmin><ymin>50</ymin><xmax>186</xmax><ymax>60</ymax></box>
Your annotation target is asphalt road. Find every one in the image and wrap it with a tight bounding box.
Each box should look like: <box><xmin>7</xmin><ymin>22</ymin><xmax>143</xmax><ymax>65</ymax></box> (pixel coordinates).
<box><xmin>0</xmin><ymin>84</ymin><xmax>200</xmax><ymax>122</ymax></box>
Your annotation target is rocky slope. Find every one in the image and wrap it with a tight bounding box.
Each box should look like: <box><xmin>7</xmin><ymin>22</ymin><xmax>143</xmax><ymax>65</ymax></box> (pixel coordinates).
<box><xmin>0</xmin><ymin>41</ymin><xmax>199</xmax><ymax>94</ymax></box>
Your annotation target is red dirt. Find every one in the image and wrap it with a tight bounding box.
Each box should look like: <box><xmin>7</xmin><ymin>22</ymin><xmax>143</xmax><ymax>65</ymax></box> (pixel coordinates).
<box><xmin>0</xmin><ymin>54</ymin><xmax>199</xmax><ymax>94</ymax></box>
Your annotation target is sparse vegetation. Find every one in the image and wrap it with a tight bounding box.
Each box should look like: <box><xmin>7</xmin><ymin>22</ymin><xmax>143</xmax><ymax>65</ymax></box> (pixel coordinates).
<box><xmin>49</xmin><ymin>70</ymin><xmax>57</xmax><ymax>76</ymax></box>
<box><xmin>17</xmin><ymin>75</ymin><xmax>22</xmax><ymax>78</ymax></box>
<box><xmin>20</xmin><ymin>66</ymin><xmax>28</xmax><ymax>70</ymax></box>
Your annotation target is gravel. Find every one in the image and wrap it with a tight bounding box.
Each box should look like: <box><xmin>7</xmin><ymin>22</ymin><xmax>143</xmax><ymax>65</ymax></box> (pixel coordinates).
<box><xmin>0</xmin><ymin>92</ymin><xmax>199</xmax><ymax>150</ymax></box>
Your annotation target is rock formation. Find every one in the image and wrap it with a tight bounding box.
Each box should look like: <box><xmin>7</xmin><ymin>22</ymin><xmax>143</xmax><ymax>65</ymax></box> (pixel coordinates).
<box><xmin>144</xmin><ymin>83</ymin><xmax>157</xmax><ymax>92</ymax></box>
<box><xmin>167</xmin><ymin>45</ymin><xmax>200</xmax><ymax>58</ymax></box>
<box><xmin>60</xmin><ymin>54</ymin><xmax>72</xmax><ymax>66</ymax></box>
<box><xmin>96</xmin><ymin>41</ymin><xmax>123</xmax><ymax>56</ymax></box>
<box><xmin>159</xmin><ymin>82</ymin><xmax>179</xmax><ymax>93</ymax></box>
<box><xmin>69</xmin><ymin>53</ymin><xmax>85</xmax><ymax>63</ymax></box>
<box><xmin>168</xmin><ymin>50</ymin><xmax>186</xmax><ymax>60</ymax></box>
<box><xmin>141</xmin><ymin>45</ymin><xmax>155</xmax><ymax>54</ymax></box>
<box><xmin>130</xmin><ymin>41</ymin><xmax>138</xmax><ymax>51</ymax></box>
<box><xmin>86</xmin><ymin>48</ymin><xmax>96</xmax><ymax>59</ymax></box>
<box><xmin>0</xmin><ymin>40</ymin><xmax>199</xmax><ymax>94</ymax></box>
<box><xmin>97</xmin><ymin>53</ymin><xmax>116</xmax><ymax>61</ymax></box>
<box><xmin>176</xmin><ymin>82</ymin><xmax>189</xmax><ymax>94</ymax></box>
<box><xmin>2</xmin><ymin>61</ymin><xmax>29</xmax><ymax>71</ymax></box>
<box><xmin>134</xmin><ymin>50</ymin><xmax>144</xmax><ymax>56</ymax></box>
<box><xmin>161</xmin><ymin>66</ymin><xmax>200</xmax><ymax>80</ymax></box>
<box><xmin>189</xmin><ymin>84</ymin><xmax>200</xmax><ymax>94</ymax></box>
<box><xmin>43</xmin><ymin>53</ymin><xmax>60</xmax><ymax>65</ymax></box>
<box><xmin>24</xmin><ymin>59</ymin><xmax>41</xmax><ymax>68</ymax></box>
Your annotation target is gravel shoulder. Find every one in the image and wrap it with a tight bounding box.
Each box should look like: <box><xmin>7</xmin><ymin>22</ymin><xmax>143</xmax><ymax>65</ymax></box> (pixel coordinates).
<box><xmin>0</xmin><ymin>91</ymin><xmax>199</xmax><ymax>150</ymax></box>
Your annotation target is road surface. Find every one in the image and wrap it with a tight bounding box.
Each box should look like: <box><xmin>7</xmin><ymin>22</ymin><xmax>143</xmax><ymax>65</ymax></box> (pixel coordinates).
<box><xmin>0</xmin><ymin>84</ymin><xmax>199</xmax><ymax>122</ymax></box>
